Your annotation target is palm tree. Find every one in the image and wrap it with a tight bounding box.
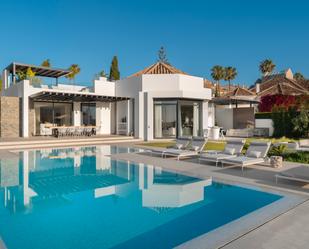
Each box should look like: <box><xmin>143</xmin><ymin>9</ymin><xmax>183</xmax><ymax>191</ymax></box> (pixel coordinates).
<box><xmin>66</xmin><ymin>64</ymin><xmax>81</xmax><ymax>84</ymax></box>
<box><xmin>259</xmin><ymin>59</ymin><xmax>275</xmax><ymax>76</ymax></box>
<box><xmin>41</xmin><ymin>59</ymin><xmax>51</xmax><ymax>67</ymax></box>
<box><xmin>294</xmin><ymin>72</ymin><xmax>305</xmax><ymax>81</ymax></box>
<box><xmin>211</xmin><ymin>65</ymin><xmax>225</xmax><ymax>96</ymax></box>
<box><xmin>224</xmin><ymin>67</ymin><xmax>237</xmax><ymax>91</ymax></box>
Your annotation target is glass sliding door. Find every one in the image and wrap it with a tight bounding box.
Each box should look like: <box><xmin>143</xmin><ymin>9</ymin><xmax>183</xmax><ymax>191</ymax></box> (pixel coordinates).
<box><xmin>34</xmin><ymin>102</ymin><xmax>72</xmax><ymax>135</ymax></box>
<box><xmin>178</xmin><ymin>101</ymin><xmax>202</xmax><ymax>137</ymax></box>
<box><xmin>154</xmin><ymin>101</ymin><xmax>177</xmax><ymax>138</ymax></box>
<box><xmin>34</xmin><ymin>102</ymin><xmax>54</xmax><ymax>135</ymax></box>
<box><xmin>81</xmin><ymin>103</ymin><xmax>96</xmax><ymax>126</ymax></box>
<box><xmin>53</xmin><ymin>103</ymin><xmax>72</xmax><ymax>126</ymax></box>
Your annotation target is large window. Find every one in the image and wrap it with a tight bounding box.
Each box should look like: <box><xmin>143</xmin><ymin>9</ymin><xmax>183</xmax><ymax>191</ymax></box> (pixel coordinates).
<box><xmin>154</xmin><ymin>101</ymin><xmax>177</xmax><ymax>138</ymax></box>
<box><xmin>34</xmin><ymin>102</ymin><xmax>72</xmax><ymax>135</ymax></box>
<box><xmin>178</xmin><ymin>101</ymin><xmax>202</xmax><ymax>137</ymax></box>
<box><xmin>81</xmin><ymin>103</ymin><xmax>96</xmax><ymax>126</ymax></box>
<box><xmin>154</xmin><ymin>99</ymin><xmax>202</xmax><ymax>139</ymax></box>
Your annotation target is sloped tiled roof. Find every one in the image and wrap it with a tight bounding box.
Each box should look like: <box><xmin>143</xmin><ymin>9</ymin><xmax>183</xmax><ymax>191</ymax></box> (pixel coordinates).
<box><xmin>251</xmin><ymin>72</ymin><xmax>309</xmax><ymax>97</ymax></box>
<box><xmin>225</xmin><ymin>86</ymin><xmax>256</xmax><ymax>97</ymax></box>
<box><xmin>129</xmin><ymin>62</ymin><xmax>187</xmax><ymax>77</ymax></box>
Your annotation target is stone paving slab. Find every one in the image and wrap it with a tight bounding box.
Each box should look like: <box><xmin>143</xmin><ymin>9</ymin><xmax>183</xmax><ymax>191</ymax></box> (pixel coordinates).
<box><xmin>110</xmin><ymin>151</ymin><xmax>309</xmax><ymax>249</ymax></box>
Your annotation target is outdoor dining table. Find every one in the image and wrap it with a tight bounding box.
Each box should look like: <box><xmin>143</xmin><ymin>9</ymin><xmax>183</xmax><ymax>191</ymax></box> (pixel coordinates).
<box><xmin>52</xmin><ymin>126</ymin><xmax>97</xmax><ymax>137</ymax></box>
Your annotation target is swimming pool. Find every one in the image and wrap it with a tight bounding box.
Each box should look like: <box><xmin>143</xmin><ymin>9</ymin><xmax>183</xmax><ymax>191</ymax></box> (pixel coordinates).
<box><xmin>0</xmin><ymin>146</ymin><xmax>282</xmax><ymax>249</ymax></box>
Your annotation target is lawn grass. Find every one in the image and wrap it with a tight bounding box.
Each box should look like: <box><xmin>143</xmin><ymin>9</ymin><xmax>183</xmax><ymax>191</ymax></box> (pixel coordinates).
<box><xmin>139</xmin><ymin>137</ymin><xmax>296</xmax><ymax>151</ymax></box>
<box><xmin>139</xmin><ymin>141</ymin><xmax>226</xmax><ymax>151</ymax></box>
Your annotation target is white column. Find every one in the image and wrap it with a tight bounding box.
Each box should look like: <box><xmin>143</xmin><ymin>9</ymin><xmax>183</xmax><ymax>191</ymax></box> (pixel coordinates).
<box><xmin>73</xmin><ymin>102</ymin><xmax>81</xmax><ymax>126</ymax></box>
<box><xmin>96</xmin><ymin>102</ymin><xmax>111</xmax><ymax>135</ymax></box>
<box><xmin>202</xmin><ymin>101</ymin><xmax>209</xmax><ymax>131</ymax></box>
<box><xmin>22</xmin><ymin>80</ymin><xmax>30</xmax><ymax>137</ymax></box>
<box><xmin>136</xmin><ymin>93</ymin><xmax>144</xmax><ymax>140</ymax></box>
<box><xmin>145</xmin><ymin>93</ymin><xmax>154</xmax><ymax>141</ymax></box>
<box><xmin>126</xmin><ymin>99</ymin><xmax>131</xmax><ymax>135</ymax></box>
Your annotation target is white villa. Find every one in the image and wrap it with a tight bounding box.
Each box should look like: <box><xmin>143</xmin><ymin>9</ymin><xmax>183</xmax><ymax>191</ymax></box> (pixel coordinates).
<box><xmin>1</xmin><ymin>62</ymin><xmax>212</xmax><ymax>140</ymax></box>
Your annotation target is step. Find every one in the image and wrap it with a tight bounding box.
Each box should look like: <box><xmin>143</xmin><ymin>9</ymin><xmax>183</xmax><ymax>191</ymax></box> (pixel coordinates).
<box><xmin>0</xmin><ymin>138</ymin><xmax>141</xmax><ymax>151</ymax></box>
<box><xmin>0</xmin><ymin>136</ymin><xmax>135</xmax><ymax>147</ymax></box>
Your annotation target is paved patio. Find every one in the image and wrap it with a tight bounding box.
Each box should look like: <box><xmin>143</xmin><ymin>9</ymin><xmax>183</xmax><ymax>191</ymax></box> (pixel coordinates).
<box><xmin>110</xmin><ymin>147</ymin><xmax>309</xmax><ymax>249</ymax></box>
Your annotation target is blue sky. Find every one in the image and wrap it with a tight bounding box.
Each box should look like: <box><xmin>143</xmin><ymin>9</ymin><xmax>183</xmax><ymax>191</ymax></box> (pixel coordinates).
<box><xmin>0</xmin><ymin>0</ymin><xmax>308</xmax><ymax>86</ymax></box>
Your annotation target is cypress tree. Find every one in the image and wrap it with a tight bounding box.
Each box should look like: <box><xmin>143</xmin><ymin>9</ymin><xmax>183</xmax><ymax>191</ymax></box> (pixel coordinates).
<box><xmin>109</xmin><ymin>56</ymin><xmax>120</xmax><ymax>81</ymax></box>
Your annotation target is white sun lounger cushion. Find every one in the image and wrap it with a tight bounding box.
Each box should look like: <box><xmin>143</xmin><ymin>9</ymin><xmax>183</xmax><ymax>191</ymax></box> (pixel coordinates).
<box><xmin>200</xmin><ymin>153</ymin><xmax>237</xmax><ymax>160</ymax></box>
<box><xmin>175</xmin><ymin>143</ymin><xmax>184</xmax><ymax>149</ymax></box>
<box><xmin>191</xmin><ymin>145</ymin><xmax>200</xmax><ymax>151</ymax></box>
<box><xmin>223</xmin><ymin>156</ymin><xmax>265</xmax><ymax>166</ymax></box>
<box><xmin>224</xmin><ymin>147</ymin><xmax>235</xmax><ymax>155</ymax></box>
<box><xmin>247</xmin><ymin>150</ymin><xmax>261</xmax><ymax>158</ymax></box>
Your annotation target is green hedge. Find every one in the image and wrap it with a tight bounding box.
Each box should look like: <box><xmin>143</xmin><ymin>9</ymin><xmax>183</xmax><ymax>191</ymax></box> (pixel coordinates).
<box><xmin>255</xmin><ymin>112</ymin><xmax>272</xmax><ymax>119</ymax></box>
<box><xmin>283</xmin><ymin>151</ymin><xmax>309</xmax><ymax>164</ymax></box>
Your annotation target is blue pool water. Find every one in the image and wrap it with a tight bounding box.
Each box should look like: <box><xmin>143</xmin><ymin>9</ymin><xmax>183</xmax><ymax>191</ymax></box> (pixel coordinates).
<box><xmin>0</xmin><ymin>146</ymin><xmax>282</xmax><ymax>249</ymax></box>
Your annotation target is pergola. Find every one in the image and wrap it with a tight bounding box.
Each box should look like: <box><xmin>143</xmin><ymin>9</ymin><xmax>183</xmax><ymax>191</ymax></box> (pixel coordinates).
<box><xmin>212</xmin><ymin>96</ymin><xmax>260</xmax><ymax>108</ymax></box>
<box><xmin>30</xmin><ymin>91</ymin><xmax>130</xmax><ymax>103</ymax></box>
<box><xmin>4</xmin><ymin>62</ymin><xmax>71</xmax><ymax>85</ymax></box>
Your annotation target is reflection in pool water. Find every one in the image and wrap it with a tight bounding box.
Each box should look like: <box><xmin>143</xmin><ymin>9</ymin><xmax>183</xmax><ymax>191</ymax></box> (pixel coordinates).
<box><xmin>0</xmin><ymin>146</ymin><xmax>282</xmax><ymax>249</ymax></box>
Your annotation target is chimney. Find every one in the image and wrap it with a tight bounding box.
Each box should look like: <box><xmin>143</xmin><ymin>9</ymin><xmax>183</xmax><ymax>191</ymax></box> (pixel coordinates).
<box><xmin>256</xmin><ymin>83</ymin><xmax>260</xmax><ymax>93</ymax></box>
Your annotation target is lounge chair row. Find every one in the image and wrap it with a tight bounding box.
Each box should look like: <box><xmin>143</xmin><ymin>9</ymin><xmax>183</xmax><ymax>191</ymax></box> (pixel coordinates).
<box><xmin>147</xmin><ymin>137</ymin><xmax>272</xmax><ymax>170</ymax></box>
<box><xmin>149</xmin><ymin>136</ymin><xmax>207</xmax><ymax>160</ymax></box>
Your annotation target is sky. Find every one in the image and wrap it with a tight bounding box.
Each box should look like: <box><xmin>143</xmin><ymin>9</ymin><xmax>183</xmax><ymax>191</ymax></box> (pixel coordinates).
<box><xmin>0</xmin><ymin>0</ymin><xmax>309</xmax><ymax>86</ymax></box>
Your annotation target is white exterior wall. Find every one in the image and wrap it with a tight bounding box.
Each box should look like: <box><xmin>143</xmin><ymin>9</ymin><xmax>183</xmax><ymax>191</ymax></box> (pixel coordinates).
<box><xmin>1</xmin><ymin>71</ymin><xmax>213</xmax><ymax>140</ymax></box>
<box><xmin>215</xmin><ymin>108</ymin><xmax>234</xmax><ymax>130</ymax></box>
<box><xmin>255</xmin><ymin>118</ymin><xmax>274</xmax><ymax>136</ymax></box>
<box><xmin>202</xmin><ymin>101</ymin><xmax>209</xmax><ymax>131</ymax></box>
<box><xmin>94</xmin><ymin>77</ymin><xmax>115</xmax><ymax>96</ymax></box>
<box><xmin>96</xmin><ymin>102</ymin><xmax>112</xmax><ymax>135</ymax></box>
<box><xmin>73</xmin><ymin>102</ymin><xmax>81</xmax><ymax>126</ymax></box>
<box><xmin>208</xmin><ymin>102</ymin><xmax>215</xmax><ymax>127</ymax></box>
<box><xmin>115</xmin><ymin>74</ymin><xmax>212</xmax><ymax>141</ymax></box>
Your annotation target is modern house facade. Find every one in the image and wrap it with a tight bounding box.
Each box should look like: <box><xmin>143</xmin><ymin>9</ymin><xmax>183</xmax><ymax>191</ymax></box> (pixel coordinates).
<box><xmin>1</xmin><ymin>62</ymin><xmax>212</xmax><ymax>140</ymax></box>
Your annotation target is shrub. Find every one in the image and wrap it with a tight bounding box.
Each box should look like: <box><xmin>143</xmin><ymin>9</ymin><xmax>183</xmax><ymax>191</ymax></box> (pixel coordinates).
<box><xmin>283</xmin><ymin>151</ymin><xmax>309</xmax><ymax>164</ymax></box>
<box><xmin>255</xmin><ymin>112</ymin><xmax>272</xmax><ymax>119</ymax></box>
<box><xmin>292</xmin><ymin>109</ymin><xmax>309</xmax><ymax>138</ymax></box>
<box><xmin>271</xmin><ymin>107</ymin><xmax>298</xmax><ymax>138</ymax></box>
<box><xmin>268</xmin><ymin>144</ymin><xmax>287</xmax><ymax>157</ymax></box>
<box><xmin>259</xmin><ymin>95</ymin><xmax>296</xmax><ymax>112</ymax></box>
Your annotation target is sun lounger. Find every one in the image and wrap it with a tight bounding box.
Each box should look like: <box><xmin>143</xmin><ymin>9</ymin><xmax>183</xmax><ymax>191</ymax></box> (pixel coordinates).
<box><xmin>146</xmin><ymin>136</ymin><xmax>192</xmax><ymax>157</ymax></box>
<box><xmin>220</xmin><ymin>141</ymin><xmax>271</xmax><ymax>170</ymax></box>
<box><xmin>275</xmin><ymin>166</ymin><xmax>309</xmax><ymax>184</ymax></box>
<box><xmin>163</xmin><ymin>137</ymin><xmax>207</xmax><ymax>160</ymax></box>
<box><xmin>199</xmin><ymin>139</ymin><xmax>245</xmax><ymax>166</ymax></box>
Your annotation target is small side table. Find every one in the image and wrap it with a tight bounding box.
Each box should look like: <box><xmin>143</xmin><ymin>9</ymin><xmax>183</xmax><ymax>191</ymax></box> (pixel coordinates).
<box><xmin>270</xmin><ymin>156</ymin><xmax>283</xmax><ymax>168</ymax></box>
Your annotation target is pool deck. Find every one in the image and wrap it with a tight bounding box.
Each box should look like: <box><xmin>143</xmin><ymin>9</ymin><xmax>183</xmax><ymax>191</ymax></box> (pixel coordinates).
<box><xmin>110</xmin><ymin>147</ymin><xmax>309</xmax><ymax>249</ymax></box>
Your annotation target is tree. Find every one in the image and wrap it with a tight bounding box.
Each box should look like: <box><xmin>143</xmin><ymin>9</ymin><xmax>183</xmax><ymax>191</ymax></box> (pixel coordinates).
<box><xmin>0</xmin><ymin>75</ymin><xmax>2</xmax><ymax>91</ymax></box>
<box><xmin>26</xmin><ymin>67</ymin><xmax>36</xmax><ymax>79</ymax></box>
<box><xmin>109</xmin><ymin>56</ymin><xmax>120</xmax><ymax>81</ymax></box>
<box><xmin>157</xmin><ymin>46</ymin><xmax>168</xmax><ymax>64</ymax></box>
<box><xmin>41</xmin><ymin>59</ymin><xmax>51</xmax><ymax>67</ymax></box>
<box><xmin>66</xmin><ymin>64</ymin><xmax>81</xmax><ymax>83</ymax></box>
<box><xmin>224</xmin><ymin>67</ymin><xmax>237</xmax><ymax>91</ymax></box>
<box><xmin>211</xmin><ymin>65</ymin><xmax>225</xmax><ymax>96</ymax></box>
<box><xmin>259</xmin><ymin>59</ymin><xmax>275</xmax><ymax>76</ymax></box>
<box><xmin>294</xmin><ymin>72</ymin><xmax>305</xmax><ymax>81</ymax></box>
<box><xmin>292</xmin><ymin>109</ymin><xmax>309</xmax><ymax>137</ymax></box>
<box><xmin>99</xmin><ymin>70</ymin><xmax>107</xmax><ymax>78</ymax></box>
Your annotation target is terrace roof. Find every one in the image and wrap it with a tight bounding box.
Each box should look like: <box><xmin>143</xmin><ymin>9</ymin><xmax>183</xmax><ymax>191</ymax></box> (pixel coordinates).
<box><xmin>30</xmin><ymin>90</ymin><xmax>129</xmax><ymax>102</ymax></box>
<box><xmin>6</xmin><ymin>62</ymin><xmax>71</xmax><ymax>78</ymax></box>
